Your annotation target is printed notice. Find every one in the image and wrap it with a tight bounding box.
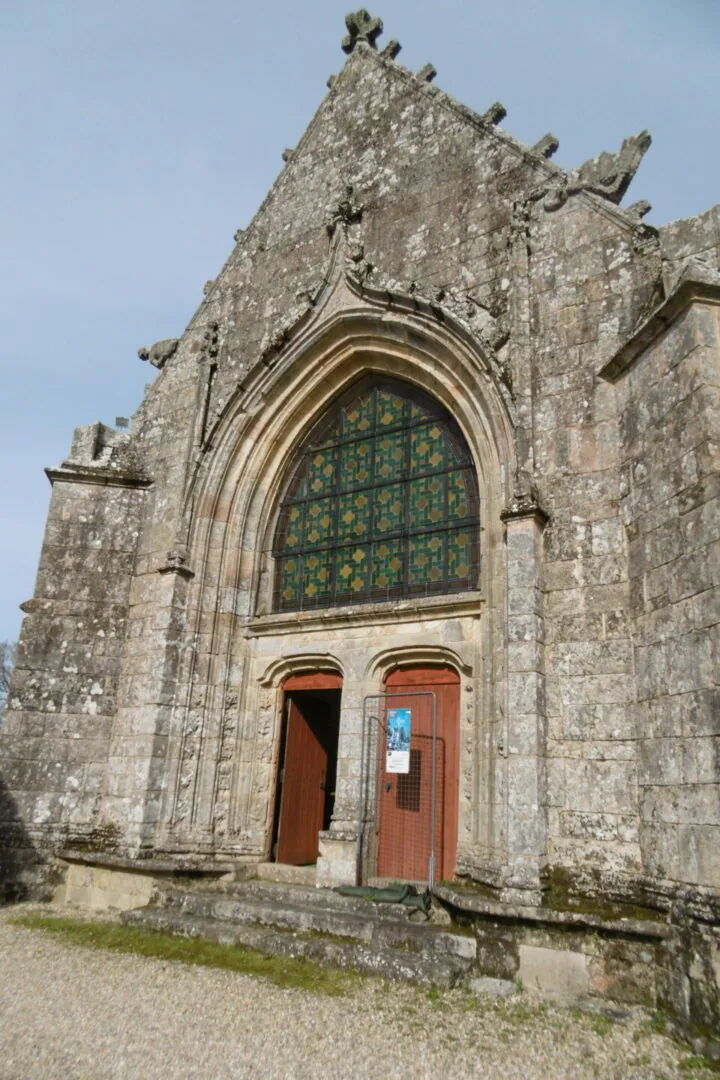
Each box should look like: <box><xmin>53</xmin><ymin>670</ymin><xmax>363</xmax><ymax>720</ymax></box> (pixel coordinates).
<box><xmin>386</xmin><ymin>707</ymin><xmax>411</xmax><ymax>774</ymax></box>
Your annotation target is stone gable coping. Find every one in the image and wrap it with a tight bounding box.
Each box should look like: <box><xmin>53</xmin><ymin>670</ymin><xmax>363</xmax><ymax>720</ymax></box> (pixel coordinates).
<box><xmin>184</xmin><ymin>26</ymin><xmax>654</xmax><ymax>345</ymax></box>
<box><xmin>600</xmin><ymin>260</ymin><xmax>720</xmax><ymax>382</ymax></box>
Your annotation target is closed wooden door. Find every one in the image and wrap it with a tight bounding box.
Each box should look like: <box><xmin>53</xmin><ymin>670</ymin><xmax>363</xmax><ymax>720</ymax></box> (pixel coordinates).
<box><xmin>276</xmin><ymin>673</ymin><xmax>341</xmax><ymax>866</ymax></box>
<box><xmin>377</xmin><ymin>666</ymin><xmax>459</xmax><ymax>882</ymax></box>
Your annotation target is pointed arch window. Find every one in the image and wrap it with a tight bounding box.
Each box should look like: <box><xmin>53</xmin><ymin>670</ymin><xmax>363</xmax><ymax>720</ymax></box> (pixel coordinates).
<box><xmin>272</xmin><ymin>378</ymin><xmax>479</xmax><ymax>612</ymax></box>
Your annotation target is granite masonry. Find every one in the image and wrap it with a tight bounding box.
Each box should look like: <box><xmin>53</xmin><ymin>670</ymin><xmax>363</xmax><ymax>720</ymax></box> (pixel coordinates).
<box><xmin>2</xmin><ymin>11</ymin><xmax>719</xmax><ymax>1036</ymax></box>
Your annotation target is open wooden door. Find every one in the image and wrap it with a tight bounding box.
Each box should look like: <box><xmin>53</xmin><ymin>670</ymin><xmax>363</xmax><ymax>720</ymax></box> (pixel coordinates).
<box><xmin>377</xmin><ymin>665</ymin><xmax>459</xmax><ymax>883</ymax></box>
<box><xmin>275</xmin><ymin>672</ymin><xmax>341</xmax><ymax>866</ymax></box>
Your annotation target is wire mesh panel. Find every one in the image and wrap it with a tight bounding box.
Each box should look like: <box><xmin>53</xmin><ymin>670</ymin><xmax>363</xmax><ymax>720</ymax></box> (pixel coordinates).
<box><xmin>357</xmin><ymin>667</ymin><xmax>460</xmax><ymax>889</ymax></box>
<box><xmin>377</xmin><ymin>714</ymin><xmax>445</xmax><ymax>884</ymax></box>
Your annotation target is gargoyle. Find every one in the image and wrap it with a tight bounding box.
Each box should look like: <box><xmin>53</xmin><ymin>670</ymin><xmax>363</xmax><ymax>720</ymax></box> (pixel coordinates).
<box><xmin>138</xmin><ymin>338</ymin><xmax>179</xmax><ymax>370</ymax></box>
<box><xmin>544</xmin><ymin>130</ymin><xmax>652</xmax><ymax>211</ymax></box>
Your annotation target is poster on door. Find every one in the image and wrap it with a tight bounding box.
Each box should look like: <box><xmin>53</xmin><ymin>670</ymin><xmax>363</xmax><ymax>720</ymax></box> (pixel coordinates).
<box><xmin>386</xmin><ymin>707</ymin><xmax>411</xmax><ymax>773</ymax></box>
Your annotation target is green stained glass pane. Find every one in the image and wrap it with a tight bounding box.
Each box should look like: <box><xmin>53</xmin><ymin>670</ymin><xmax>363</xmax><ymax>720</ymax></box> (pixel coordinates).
<box><xmin>373</xmin><ymin>484</ymin><xmax>403</xmax><ymax>534</ymax></box>
<box><xmin>306</xmin><ymin>448</ymin><xmax>335</xmax><ymax>495</ymax></box>
<box><xmin>283</xmin><ymin>504</ymin><xmax>304</xmax><ymax>551</ymax></box>
<box><xmin>408</xmin><ymin>475</ymin><xmax>445</xmax><ymax>528</ymax></box>
<box><xmin>408</xmin><ymin>533</ymin><xmax>445</xmax><ymax>586</ymax></box>
<box><xmin>337</xmin><ymin>490</ymin><xmax>370</xmax><ymax>541</ymax></box>
<box><xmin>410</xmin><ymin>423</ymin><xmax>445</xmax><ymax>475</ymax></box>
<box><xmin>335</xmin><ymin>545</ymin><xmax>369</xmax><ymax>597</ymax></box>
<box><xmin>303</xmin><ymin>550</ymin><xmax>332</xmax><ymax>603</ymax></box>
<box><xmin>447</xmin><ymin>470</ymin><xmax>472</xmax><ymax>520</ymax></box>
<box><xmin>371</xmin><ymin>539</ymin><xmax>403</xmax><ymax>591</ymax></box>
<box><xmin>279</xmin><ymin>555</ymin><xmax>301</xmax><ymax>607</ymax></box>
<box><xmin>340</xmin><ymin>439</ymin><xmax>372</xmax><ymax>488</ymax></box>
<box><xmin>447</xmin><ymin>528</ymin><xmax>472</xmax><ymax>582</ymax></box>
<box><xmin>303</xmin><ymin>497</ymin><xmax>333</xmax><ymax>547</ymax></box>
<box><xmin>410</xmin><ymin>399</ymin><xmax>433</xmax><ymax>423</ymax></box>
<box><xmin>376</xmin><ymin>389</ymin><xmax>405</xmax><ymax>428</ymax></box>
<box><xmin>374</xmin><ymin>431</ymin><xmax>404</xmax><ymax>482</ymax></box>
<box><xmin>274</xmin><ymin>380</ymin><xmax>479</xmax><ymax>611</ymax></box>
<box><xmin>343</xmin><ymin>392</ymin><xmax>375</xmax><ymax>434</ymax></box>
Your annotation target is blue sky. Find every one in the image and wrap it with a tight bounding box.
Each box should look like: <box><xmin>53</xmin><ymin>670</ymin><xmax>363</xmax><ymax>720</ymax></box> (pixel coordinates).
<box><xmin>1</xmin><ymin>0</ymin><xmax>718</xmax><ymax>642</ymax></box>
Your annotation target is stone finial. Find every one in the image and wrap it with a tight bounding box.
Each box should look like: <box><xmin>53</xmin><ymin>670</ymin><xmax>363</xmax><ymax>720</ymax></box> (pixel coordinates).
<box><xmin>325</xmin><ymin>184</ymin><xmax>363</xmax><ymax>237</ymax></box>
<box><xmin>342</xmin><ymin>9</ymin><xmax>383</xmax><ymax>54</ymax></box>
<box><xmin>417</xmin><ymin>63</ymin><xmax>437</xmax><ymax>83</ymax></box>
<box><xmin>482</xmin><ymin>102</ymin><xmax>507</xmax><ymax>126</ymax></box>
<box><xmin>380</xmin><ymin>39</ymin><xmax>401</xmax><ymax>59</ymax></box>
<box><xmin>201</xmin><ymin>320</ymin><xmax>220</xmax><ymax>363</ymax></box>
<box><xmin>501</xmin><ymin>470</ymin><xmax>547</xmax><ymax>526</ymax></box>
<box><xmin>533</xmin><ymin>134</ymin><xmax>560</xmax><ymax>160</ymax></box>
<box><xmin>138</xmin><ymin>338</ymin><xmax>179</xmax><ymax>370</ymax></box>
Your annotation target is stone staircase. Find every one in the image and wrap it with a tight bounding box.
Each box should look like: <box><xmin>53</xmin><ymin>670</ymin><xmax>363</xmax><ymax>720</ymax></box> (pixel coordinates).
<box><xmin>122</xmin><ymin>878</ymin><xmax>477</xmax><ymax>988</ymax></box>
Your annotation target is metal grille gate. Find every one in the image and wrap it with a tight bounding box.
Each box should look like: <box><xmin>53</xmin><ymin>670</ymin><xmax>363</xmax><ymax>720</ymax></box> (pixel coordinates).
<box><xmin>357</xmin><ymin>691</ymin><xmax>438</xmax><ymax>890</ymax></box>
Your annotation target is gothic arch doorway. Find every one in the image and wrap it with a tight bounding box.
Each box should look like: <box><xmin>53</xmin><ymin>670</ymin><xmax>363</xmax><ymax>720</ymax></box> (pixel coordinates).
<box><xmin>273</xmin><ymin>671</ymin><xmax>342</xmax><ymax>866</ymax></box>
<box><xmin>376</xmin><ymin>665</ymin><xmax>460</xmax><ymax>883</ymax></box>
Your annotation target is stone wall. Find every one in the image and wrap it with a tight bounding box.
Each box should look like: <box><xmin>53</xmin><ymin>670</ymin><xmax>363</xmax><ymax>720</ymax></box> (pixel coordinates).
<box><xmin>617</xmin><ymin>300</ymin><xmax>720</xmax><ymax>890</ymax></box>
<box><xmin>0</xmin><ymin>429</ymin><xmax>147</xmax><ymax>896</ymax></box>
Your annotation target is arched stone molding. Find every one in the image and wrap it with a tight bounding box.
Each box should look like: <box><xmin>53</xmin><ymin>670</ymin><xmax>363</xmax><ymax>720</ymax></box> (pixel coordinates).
<box><xmin>258</xmin><ymin>654</ymin><xmax>345</xmax><ymax>688</ymax></box>
<box><xmin>161</xmin><ymin>271</ymin><xmax>521</xmax><ymax>881</ymax></box>
<box><xmin>365</xmin><ymin>644</ymin><xmax>473</xmax><ymax>682</ymax></box>
<box><xmin>200</xmin><ymin>311</ymin><xmax>514</xmax><ymax>623</ymax></box>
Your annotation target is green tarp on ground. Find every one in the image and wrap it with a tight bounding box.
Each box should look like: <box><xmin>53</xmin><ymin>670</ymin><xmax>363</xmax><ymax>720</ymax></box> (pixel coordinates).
<box><xmin>336</xmin><ymin>883</ymin><xmax>431</xmax><ymax>913</ymax></box>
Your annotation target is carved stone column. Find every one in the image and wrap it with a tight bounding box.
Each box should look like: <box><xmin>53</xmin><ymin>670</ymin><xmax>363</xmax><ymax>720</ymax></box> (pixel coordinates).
<box><xmin>500</xmin><ymin>488</ymin><xmax>548</xmax><ymax>905</ymax></box>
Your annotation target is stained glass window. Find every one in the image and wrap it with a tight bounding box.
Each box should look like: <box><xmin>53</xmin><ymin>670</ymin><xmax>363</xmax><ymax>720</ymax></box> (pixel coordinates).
<box><xmin>272</xmin><ymin>379</ymin><xmax>479</xmax><ymax>611</ymax></box>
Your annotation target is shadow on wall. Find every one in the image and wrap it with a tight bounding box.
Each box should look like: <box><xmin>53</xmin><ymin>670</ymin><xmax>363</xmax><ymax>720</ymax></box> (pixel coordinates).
<box><xmin>0</xmin><ymin>775</ymin><xmax>42</xmax><ymax>904</ymax></box>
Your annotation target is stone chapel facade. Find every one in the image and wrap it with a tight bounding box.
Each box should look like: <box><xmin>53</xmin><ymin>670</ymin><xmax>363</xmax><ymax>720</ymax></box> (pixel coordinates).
<box><xmin>2</xmin><ymin>10</ymin><xmax>719</xmax><ymax>1028</ymax></box>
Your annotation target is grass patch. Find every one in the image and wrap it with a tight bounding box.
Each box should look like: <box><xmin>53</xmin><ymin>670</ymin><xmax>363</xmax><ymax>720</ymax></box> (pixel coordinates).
<box><xmin>9</xmin><ymin>913</ymin><xmax>364</xmax><ymax>997</ymax></box>
<box><xmin>591</xmin><ymin>1015</ymin><xmax>614</xmax><ymax>1037</ymax></box>
<box><xmin>679</xmin><ymin>1055</ymin><xmax>719</xmax><ymax>1076</ymax></box>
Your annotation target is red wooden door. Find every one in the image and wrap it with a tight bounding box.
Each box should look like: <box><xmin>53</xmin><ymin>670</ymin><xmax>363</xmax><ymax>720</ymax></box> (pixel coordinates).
<box><xmin>377</xmin><ymin>666</ymin><xmax>459</xmax><ymax>882</ymax></box>
<box><xmin>276</xmin><ymin>673</ymin><xmax>341</xmax><ymax>866</ymax></box>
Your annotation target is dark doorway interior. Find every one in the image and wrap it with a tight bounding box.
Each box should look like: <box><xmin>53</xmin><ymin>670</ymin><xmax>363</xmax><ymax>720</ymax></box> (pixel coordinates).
<box><xmin>273</xmin><ymin>686</ymin><xmax>341</xmax><ymax>865</ymax></box>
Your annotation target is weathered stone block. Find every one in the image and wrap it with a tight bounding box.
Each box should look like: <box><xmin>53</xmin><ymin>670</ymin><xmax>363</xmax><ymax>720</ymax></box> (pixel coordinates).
<box><xmin>518</xmin><ymin>944</ymin><xmax>589</xmax><ymax>997</ymax></box>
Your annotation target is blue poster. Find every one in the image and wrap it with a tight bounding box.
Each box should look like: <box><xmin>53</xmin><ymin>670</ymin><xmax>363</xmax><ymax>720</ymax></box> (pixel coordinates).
<box><xmin>386</xmin><ymin>707</ymin><xmax>411</xmax><ymax>774</ymax></box>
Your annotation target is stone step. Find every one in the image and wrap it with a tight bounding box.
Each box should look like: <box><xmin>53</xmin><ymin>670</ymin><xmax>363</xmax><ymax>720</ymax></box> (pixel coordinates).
<box><xmin>122</xmin><ymin>906</ymin><xmax>470</xmax><ymax>989</ymax></box>
<box><xmin>154</xmin><ymin>884</ymin><xmax>476</xmax><ymax>962</ymax></box>
<box><xmin>170</xmin><ymin>877</ymin><xmax>422</xmax><ymax>921</ymax></box>
<box><xmin>253</xmin><ymin>862</ymin><xmax>317</xmax><ymax>887</ymax></box>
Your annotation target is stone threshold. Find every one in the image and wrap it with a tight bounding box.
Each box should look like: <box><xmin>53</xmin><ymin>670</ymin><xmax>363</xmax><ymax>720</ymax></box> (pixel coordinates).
<box><xmin>433</xmin><ymin>884</ymin><xmax>670</xmax><ymax>940</ymax></box>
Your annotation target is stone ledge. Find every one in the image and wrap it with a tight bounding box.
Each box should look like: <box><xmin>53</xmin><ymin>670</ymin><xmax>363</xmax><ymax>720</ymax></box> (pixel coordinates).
<box><xmin>247</xmin><ymin>590</ymin><xmax>484</xmax><ymax>634</ymax></box>
<box><xmin>56</xmin><ymin>849</ymin><xmax>239</xmax><ymax>877</ymax></box>
<box><xmin>433</xmin><ymin>884</ymin><xmax>670</xmax><ymax>940</ymax></box>
<box><xmin>45</xmin><ymin>465</ymin><xmax>152</xmax><ymax>489</ymax></box>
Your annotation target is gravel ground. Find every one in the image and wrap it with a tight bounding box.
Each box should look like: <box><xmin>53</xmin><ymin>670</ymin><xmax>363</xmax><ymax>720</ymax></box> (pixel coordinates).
<box><xmin>0</xmin><ymin>904</ymin><xmax>696</xmax><ymax>1080</ymax></box>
